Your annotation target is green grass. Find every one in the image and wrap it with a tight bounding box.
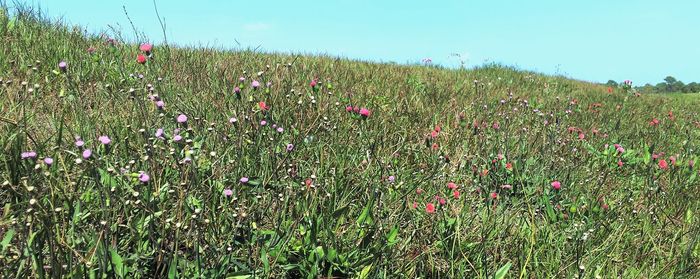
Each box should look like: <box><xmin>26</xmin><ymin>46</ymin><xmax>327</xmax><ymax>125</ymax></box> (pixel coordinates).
<box><xmin>1</xmin><ymin>5</ymin><xmax>699</xmax><ymax>278</ymax></box>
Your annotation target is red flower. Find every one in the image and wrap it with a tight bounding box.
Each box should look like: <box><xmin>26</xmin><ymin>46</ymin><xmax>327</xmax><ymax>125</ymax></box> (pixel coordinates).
<box><xmin>649</xmin><ymin>118</ymin><xmax>659</xmax><ymax>126</ymax></box>
<box><xmin>258</xmin><ymin>101</ymin><xmax>270</xmax><ymax>111</ymax></box>
<box><xmin>430</xmin><ymin>130</ymin><xmax>439</xmax><ymax>139</ymax></box>
<box><xmin>658</xmin><ymin>159</ymin><xmax>668</xmax><ymax>170</ymax></box>
<box><xmin>453</xmin><ymin>190</ymin><xmax>460</xmax><ymax>199</ymax></box>
<box><xmin>607</xmin><ymin>87</ymin><xmax>613</xmax><ymax>93</ymax></box>
<box><xmin>490</xmin><ymin>192</ymin><xmax>498</xmax><ymax>199</ymax></box>
<box><xmin>505</xmin><ymin>162</ymin><xmax>513</xmax><ymax>170</ymax></box>
<box><xmin>137</xmin><ymin>54</ymin><xmax>147</xmax><ymax>64</ymax></box>
<box><xmin>426</xmin><ymin>203</ymin><xmax>435</xmax><ymax>214</ymax></box>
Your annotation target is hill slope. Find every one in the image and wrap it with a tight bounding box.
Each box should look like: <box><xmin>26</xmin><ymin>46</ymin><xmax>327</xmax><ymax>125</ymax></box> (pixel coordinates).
<box><xmin>1</xmin><ymin>7</ymin><xmax>699</xmax><ymax>278</ymax></box>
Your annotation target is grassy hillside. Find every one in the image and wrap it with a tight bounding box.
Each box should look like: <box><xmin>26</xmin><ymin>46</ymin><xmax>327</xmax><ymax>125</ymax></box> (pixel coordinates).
<box><xmin>1</xmin><ymin>6</ymin><xmax>699</xmax><ymax>278</ymax></box>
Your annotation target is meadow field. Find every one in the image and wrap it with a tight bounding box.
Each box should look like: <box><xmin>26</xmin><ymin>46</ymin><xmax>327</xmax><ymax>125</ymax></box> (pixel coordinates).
<box><xmin>1</xmin><ymin>7</ymin><xmax>699</xmax><ymax>278</ymax></box>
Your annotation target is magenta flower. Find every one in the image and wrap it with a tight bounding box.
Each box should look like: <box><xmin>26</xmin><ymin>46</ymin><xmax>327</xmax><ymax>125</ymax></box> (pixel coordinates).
<box><xmin>276</xmin><ymin>127</ymin><xmax>284</xmax><ymax>133</ymax></box>
<box><xmin>138</xmin><ymin>172</ymin><xmax>150</xmax><ymax>183</ymax></box>
<box><xmin>251</xmin><ymin>80</ymin><xmax>260</xmax><ymax>89</ymax></box>
<box><xmin>551</xmin><ymin>180</ymin><xmax>561</xmax><ymax>190</ymax></box>
<box><xmin>98</xmin><ymin>136</ymin><xmax>111</xmax><ymax>145</ymax></box>
<box><xmin>260</xmin><ymin>120</ymin><xmax>267</xmax><ymax>126</ymax></box>
<box><xmin>82</xmin><ymin>149</ymin><xmax>92</xmax><ymax>159</ymax></box>
<box><xmin>177</xmin><ymin>114</ymin><xmax>188</xmax><ymax>123</ymax></box>
<box><xmin>359</xmin><ymin>108</ymin><xmax>371</xmax><ymax>118</ymax></box>
<box><xmin>223</xmin><ymin>188</ymin><xmax>233</xmax><ymax>197</ymax></box>
<box><xmin>345</xmin><ymin>106</ymin><xmax>353</xmax><ymax>112</ymax></box>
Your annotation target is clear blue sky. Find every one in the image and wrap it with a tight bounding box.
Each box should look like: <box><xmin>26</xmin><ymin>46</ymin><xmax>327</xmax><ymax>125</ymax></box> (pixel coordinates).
<box><xmin>24</xmin><ymin>0</ymin><xmax>700</xmax><ymax>85</ymax></box>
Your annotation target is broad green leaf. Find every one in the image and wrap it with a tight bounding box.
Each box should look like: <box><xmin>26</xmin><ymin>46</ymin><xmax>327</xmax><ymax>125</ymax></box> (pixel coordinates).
<box><xmin>494</xmin><ymin>262</ymin><xmax>512</xmax><ymax>279</ymax></box>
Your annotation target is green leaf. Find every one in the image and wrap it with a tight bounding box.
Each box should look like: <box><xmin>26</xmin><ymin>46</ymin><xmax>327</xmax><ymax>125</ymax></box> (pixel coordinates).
<box><xmin>359</xmin><ymin>264</ymin><xmax>372</xmax><ymax>279</ymax></box>
<box><xmin>494</xmin><ymin>262</ymin><xmax>512</xmax><ymax>279</ymax></box>
<box><xmin>386</xmin><ymin>225</ymin><xmax>399</xmax><ymax>246</ymax></box>
<box><xmin>109</xmin><ymin>247</ymin><xmax>127</xmax><ymax>278</ymax></box>
<box><xmin>168</xmin><ymin>257</ymin><xmax>178</xmax><ymax>279</ymax></box>
<box><xmin>1</xmin><ymin>229</ymin><xmax>15</xmax><ymax>253</ymax></box>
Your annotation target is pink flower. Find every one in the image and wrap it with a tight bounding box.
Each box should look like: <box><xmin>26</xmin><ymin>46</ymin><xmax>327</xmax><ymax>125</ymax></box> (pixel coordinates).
<box><xmin>345</xmin><ymin>106</ymin><xmax>353</xmax><ymax>112</ymax></box>
<box><xmin>359</xmin><ymin>108</ymin><xmax>371</xmax><ymax>118</ymax></box>
<box><xmin>309</xmin><ymin>79</ymin><xmax>318</xmax><ymax>87</ymax></box>
<box><xmin>139</xmin><ymin>43</ymin><xmax>153</xmax><ymax>53</ymax></box>
<box><xmin>551</xmin><ymin>181</ymin><xmax>561</xmax><ymax>190</ymax></box>
<box><xmin>501</xmin><ymin>184</ymin><xmax>512</xmax><ymax>190</ymax></box>
<box><xmin>251</xmin><ymin>80</ymin><xmax>260</xmax><ymax>88</ymax></box>
<box><xmin>658</xmin><ymin>159</ymin><xmax>669</xmax><ymax>170</ymax></box>
<box><xmin>617</xmin><ymin>160</ymin><xmax>624</xmax><ymax>167</ymax></box>
<box><xmin>578</xmin><ymin>133</ymin><xmax>585</xmax><ymax>140</ymax></box>
<box><xmin>452</xmin><ymin>190</ymin><xmax>460</xmax><ymax>199</ymax></box>
<box><xmin>490</xmin><ymin>192</ymin><xmax>498</xmax><ymax>199</ymax></box>
<box><xmin>426</xmin><ymin>203</ymin><xmax>435</xmax><ymax>214</ymax></box>
<box><xmin>447</xmin><ymin>182</ymin><xmax>457</xmax><ymax>190</ymax></box>
<box><xmin>438</xmin><ymin>198</ymin><xmax>446</xmax><ymax>205</ymax></box>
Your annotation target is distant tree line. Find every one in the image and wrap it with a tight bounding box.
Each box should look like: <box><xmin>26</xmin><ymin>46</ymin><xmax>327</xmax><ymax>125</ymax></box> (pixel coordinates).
<box><xmin>607</xmin><ymin>76</ymin><xmax>700</xmax><ymax>94</ymax></box>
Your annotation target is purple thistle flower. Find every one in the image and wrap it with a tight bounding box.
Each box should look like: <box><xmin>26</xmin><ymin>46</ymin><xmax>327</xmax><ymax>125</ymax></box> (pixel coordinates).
<box><xmin>98</xmin><ymin>136</ymin><xmax>111</xmax><ymax>145</ymax></box>
<box><xmin>155</xmin><ymin>128</ymin><xmax>164</xmax><ymax>138</ymax></box>
<box><xmin>223</xmin><ymin>188</ymin><xmax>233</xmax><ymax>197</ymax></box>
<box><xmin>239</xmin><ymin>76</ymin><xmax>245</xmax><ymax>82</ymax></box>
<box><xmin>44</xmin><ymin>157</ymin><xmax>54</xmax><ymax>165</ymax></box>
<box><xmin>155</xmin><ymin>100</ymin><xmax>165</xmax><ymax>109</ymax></box>
<box><xmin>75</xmin><ymin>138</ymin><xmax>85</xmax><ymax>147</ymax></box>
<box><xmin>240</xmin><ymin>177</ymin><xmax>249</xmax><ymax>184</ymax></box>
<box><xmin>286</xmin><ymin>143</ymin><xmax>294</xmax><ymax>152</ymax></box>
<box><xmin>388</xmin><ymin>175</ymin><xmax>395</xmax><ymax>183</ymax></box>
<box><xmin>21</xmin><ymin>151</ymin><xmax>37</xmax><ymax>159</ymax></box>
<box><xmin>82</xmin><ymin>149</ymin><xmax>92</xmax><ymax>159</ymax></box>
<box><xmin>58</xmin><ymin>61</ymin><xmax>67</xmax><ymax>72</ymax></box>
<box><xmin>229</xmin><ymin>117</ymin><xmax>238</xmax><ymax>124</ymax></box>
<box><xmin>138</xmin><ymin>172</ymin><xmax>150</xmax><ymax>183</ymax></box>
<box><xmin>260</xmin><ymin>120</ymin><xmax>267</xmax><ymax>126</ymax></box>
<box><xmin>276</xmin><ymin>127</ymin><xmax>284</xmax><ymax>133</ymax></box>
<box><xmin>234</xmin><ymin>87</ymin><xmax>241</xmax><ymax>94</ymax></box>
<box><xmin>177</xmin><ymin>114</ymin><xmax>188</xmax><ymax>123</ymax></box>
<box><xmin>251</xmin><ymin>80</ymin><xmax>260</xmax><ymax>89</ymax></box>
<box><xmin>173</xmin><ymin>134</ymin><xmax>182</xmax><ymax>142</ymax></box>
